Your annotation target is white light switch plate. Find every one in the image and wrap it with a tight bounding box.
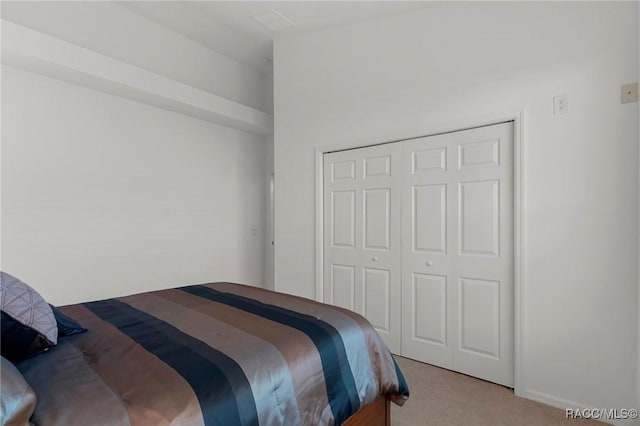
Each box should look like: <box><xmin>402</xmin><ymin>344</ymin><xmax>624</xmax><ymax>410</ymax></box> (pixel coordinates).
<box><xmin>621</xmin><ymin>82</ymin><xmax>638</xmax><ymax>104</ymax></box>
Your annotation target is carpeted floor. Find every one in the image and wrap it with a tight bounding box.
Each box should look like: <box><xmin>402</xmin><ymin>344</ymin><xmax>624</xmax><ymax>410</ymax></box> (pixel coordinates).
<box><xmin>391</xmin><ymin>356</ymin><xmax>604</xmax><ymax>426</ymax></box>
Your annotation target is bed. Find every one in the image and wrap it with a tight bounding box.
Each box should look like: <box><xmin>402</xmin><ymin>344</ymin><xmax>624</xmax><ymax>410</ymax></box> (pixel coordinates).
<box><xmin>7</xmin><ymin>281</ymin><xmax>409</xmax><ymax>425</ymax></box>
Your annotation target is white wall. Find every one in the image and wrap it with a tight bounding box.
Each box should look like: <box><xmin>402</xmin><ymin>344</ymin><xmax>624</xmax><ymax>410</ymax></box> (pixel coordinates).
<box><xmin>2</xmin><ymin>65</ymin><xmax>267</xmax><ymax>305</ymax></box>
<box><xmin>274</xmin><ymin>1</ymin><xmax>638</xmax><ymax>416</ymax></box>
<box><xmin>0</xmin><ymin>2</ymin><xmax>273</xmax><ymax>304</ymax></box>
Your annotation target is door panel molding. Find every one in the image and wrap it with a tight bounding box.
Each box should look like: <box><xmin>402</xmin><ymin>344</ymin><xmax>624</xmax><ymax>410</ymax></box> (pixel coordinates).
<box><xmin>412</xmin><ymin>272</ymin><xmax>447</xmax><ymax>346</ymax></box>
<box><xmin>459</xmin><ymin>180</ymin><xmax>500</xmax><ymax>257</ymax></box>
<box><xmin>412</xmin><ymin>184</ymin><xmax>447</xmax><ymax>254</ymax></box>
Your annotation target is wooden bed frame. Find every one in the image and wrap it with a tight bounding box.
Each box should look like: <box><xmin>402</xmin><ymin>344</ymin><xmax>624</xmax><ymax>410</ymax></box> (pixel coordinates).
<box><xmin>343</xmin><ymin>395</ymin><xmax>390</xmax><ymax>426</ymax></box>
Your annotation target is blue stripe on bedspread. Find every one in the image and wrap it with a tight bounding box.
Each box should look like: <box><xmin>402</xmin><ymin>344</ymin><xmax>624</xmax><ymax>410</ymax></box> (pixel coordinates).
<box><xmin>83</xmin><ymin>299</ymin><xmax>259</xmax><ymax>426</ymax></box>
<box><xmin>393</xmin><ymin>356</ymin><xmax>410</xmax><ymax>397</ymax></box>
<box><xmin>180</xmin><ymin>285</ymin><xmax>361</xmax><ymax>426</ymax></box>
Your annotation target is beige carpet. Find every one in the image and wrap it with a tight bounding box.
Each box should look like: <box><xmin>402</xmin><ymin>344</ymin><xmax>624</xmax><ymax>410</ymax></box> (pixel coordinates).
<box><xmin>391</xmin><ymin>356</ymin><xmax>604</xmax><ymax>426</ymax></box>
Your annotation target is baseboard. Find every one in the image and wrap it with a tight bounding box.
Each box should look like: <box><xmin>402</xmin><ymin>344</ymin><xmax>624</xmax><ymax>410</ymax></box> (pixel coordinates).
<box><xmin>523</xmin><ymin>390</ymin><xmax>640</xmax><ymax>426</ymax></box>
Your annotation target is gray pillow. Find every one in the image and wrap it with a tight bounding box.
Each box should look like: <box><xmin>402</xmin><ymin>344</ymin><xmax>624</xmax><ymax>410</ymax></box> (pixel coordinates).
<box><xmin>0</xmin><ymin>272</ymin><xmax>57</xmax><ymax>345</ymax></box>
<box><xmin>0</xmin><ymin>356</ymin><xmax>36</xmax><ymax>426</ymax></box>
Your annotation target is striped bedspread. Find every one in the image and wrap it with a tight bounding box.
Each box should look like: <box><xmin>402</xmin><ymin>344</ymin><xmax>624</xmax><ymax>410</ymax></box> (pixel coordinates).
<box><xmin>17</xmin><ymin>283</ymin><xmax>409</xmax><ymax>426</ymax></box>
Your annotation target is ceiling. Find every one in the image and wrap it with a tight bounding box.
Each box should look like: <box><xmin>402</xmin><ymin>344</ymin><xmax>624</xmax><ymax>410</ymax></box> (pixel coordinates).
<box><xmin>119</xmin><ymin>1</ymin><xmax>432</xmax><ymax>73</ymax></box>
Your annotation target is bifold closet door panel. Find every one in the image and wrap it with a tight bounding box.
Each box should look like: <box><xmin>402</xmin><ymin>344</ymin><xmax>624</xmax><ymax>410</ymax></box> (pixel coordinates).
<box><xmin>400</xmin><ymin>133</ymin><xmax>455</xmax><ymax>370</ymax></box>
<box><xmin>400</xmin><ymin>122</ymin><xmax>514</xmax><ymax>387</ymax></box>
<box><xmin>323</xmin><ymin>143</ymin><xmax>402</xmax><ymax>354</ymax></box>
<box><xmin>450</xmin><ymin>123</ymin><xmax>514</xmax><ymax>387</ymax></box>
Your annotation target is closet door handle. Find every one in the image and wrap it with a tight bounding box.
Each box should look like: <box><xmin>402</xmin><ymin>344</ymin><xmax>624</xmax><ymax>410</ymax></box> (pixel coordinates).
<box><xmin>425</xmin><ymin>261</ymin><xmax>433</xmax><ymax>266</ymax></box>
<box><xmin>371</xmin><ymin>256</ymin><xmax>379</xmax><ymax>262</ymax></box>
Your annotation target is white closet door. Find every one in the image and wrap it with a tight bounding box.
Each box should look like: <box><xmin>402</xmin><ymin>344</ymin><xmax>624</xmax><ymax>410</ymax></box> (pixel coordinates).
<box><xmin>400</xmin><ymin>133</ymin><xmax>454</xmax><ymax>368</ymax></box>
<box><xmin>323</xmin><ymin>143</ymin><xmax>402</xmax><ymax>353</ymax></box>
<box><xmin>401</xmin><ymin>122</ymin><xmax>514</xmax><ymax>387</ymax></box>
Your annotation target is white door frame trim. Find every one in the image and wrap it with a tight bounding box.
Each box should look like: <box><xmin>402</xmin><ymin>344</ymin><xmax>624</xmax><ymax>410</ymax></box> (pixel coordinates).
<box><xmin>314</xmin><ymin>109</ymin><xmax>527</xmax><ymax>396</ymax></box>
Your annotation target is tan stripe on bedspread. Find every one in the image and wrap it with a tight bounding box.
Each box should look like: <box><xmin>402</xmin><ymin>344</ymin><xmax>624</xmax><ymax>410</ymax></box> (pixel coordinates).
<box><xmin>61</xmin><ymin>304</ymin><xmax>205</xmax><ymax>426</ymax></box>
